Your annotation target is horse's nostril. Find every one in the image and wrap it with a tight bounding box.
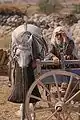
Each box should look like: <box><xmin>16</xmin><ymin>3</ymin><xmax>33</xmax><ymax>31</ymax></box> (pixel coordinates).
<box><xmin>16</xmin><ymin>54</ymin><xmax>20</xmax><ymax>57</ymax></box>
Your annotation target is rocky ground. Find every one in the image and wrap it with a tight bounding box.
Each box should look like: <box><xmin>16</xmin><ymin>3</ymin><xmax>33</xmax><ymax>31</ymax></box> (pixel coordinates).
<box><xmin>0</xmin><ymin>76</ymin><xmax>21</xmax><ymax>120</ymax></box>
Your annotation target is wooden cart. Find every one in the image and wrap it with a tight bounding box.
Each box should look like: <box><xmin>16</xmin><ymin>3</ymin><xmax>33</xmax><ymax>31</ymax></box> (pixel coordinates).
<box><xmin>25</xmin><ymin>57</ymin><xmax>80</xmax><ymax>120</ymax></box>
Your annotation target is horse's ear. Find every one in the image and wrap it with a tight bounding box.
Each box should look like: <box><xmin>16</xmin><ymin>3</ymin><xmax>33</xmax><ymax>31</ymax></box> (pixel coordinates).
<box><xmin>32</xmin><ymin>37</ymin><xmax>40</xmax><ymax>59</ymax></box>
<box><xmin>42</xmin><ymin>37</ymin><xmax>48</xmax><ymax>53</ymax></box>
<box><xmin>32</xmin><ymin>35</ymin><xmax>48</xmax><ymax>59</ymax></box>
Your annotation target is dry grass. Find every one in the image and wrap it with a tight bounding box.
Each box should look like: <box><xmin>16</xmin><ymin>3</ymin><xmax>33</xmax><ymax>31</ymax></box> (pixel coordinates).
<box><xmin>0</xmin><ymin>3</ymin><xmax>39</xmax><ymax>15</ymax></box>
<box><xmin>27</xmin><ymin>5</ymin><xmax>39</xmax><ymax>15</ymax></box>
<box><xmin>0</xmin><ymin>34</ymin><xmax>11</xmax><ymax>49</ymax></box>
<box><xmin>0</xmin><ymin>76</ymin><xmax>20</xmax><ymax>120</ymax></box>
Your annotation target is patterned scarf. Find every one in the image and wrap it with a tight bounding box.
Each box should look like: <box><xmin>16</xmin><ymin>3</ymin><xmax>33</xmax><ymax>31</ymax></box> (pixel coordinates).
<box><xmin>55</xmin><ymin>40</ymin><xmax>68</xmax><ymax>54</ymax></box>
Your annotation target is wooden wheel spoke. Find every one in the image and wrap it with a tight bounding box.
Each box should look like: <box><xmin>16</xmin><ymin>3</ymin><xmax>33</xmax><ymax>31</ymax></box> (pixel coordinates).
<box><xmin>63</xmin><ymin>75</ymin><xmax>73</xmax><ymax>101</ymax></box>
<box><xmin>35</xmin><ymin>107</ymin><xmax>55</xmax><ymax>113</ymax></box>
<box><xmin>53</xmin><ymin>74</ymin><xmax>61</xmax><ymax>101</ymax></box>
<box><xmin>65</xmin><ymin>90</ymin><xmax>80</xmax><ymax>104</ymax></box>
<box><xmin>38</xmin><ymin>81</ymin><xmax>51</xmax><ymax>95</ymax></box>
<box><xmin>67</xmin><ymin>81</ymin><xmax>79</xmax><ymax>100</ymax></box>
<box><xmin>38</xmin><ymin>81</ymin><xmax>57</xmax><ymax>101</ymax></box>
<box><xmin>30</xmin><ymin>95</ymin><xmax>53</xmax><ymax>105</ymax></box>
<box><xmin>46</xmin><ymin>110</ymin><xmax>57</xmax><ymax>120</ymax></box>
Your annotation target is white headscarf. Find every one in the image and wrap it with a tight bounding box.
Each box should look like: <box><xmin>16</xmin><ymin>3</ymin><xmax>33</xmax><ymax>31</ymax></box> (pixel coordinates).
<box><xmin>51</xmin><ymin>26</ymin><xmax>78</xmax><ymax>58</ymax></box>
<box><xmin>51</xmin><ymin>26</ymin><xmax>69</xmax><ymax>45</ymax></box>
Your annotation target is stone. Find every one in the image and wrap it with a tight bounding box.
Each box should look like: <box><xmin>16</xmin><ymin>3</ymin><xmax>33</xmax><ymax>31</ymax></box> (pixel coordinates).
<box><xmin>11</xmin><ymin>17</ymin><xmax>16</xmax><ymax>22</ymax></box>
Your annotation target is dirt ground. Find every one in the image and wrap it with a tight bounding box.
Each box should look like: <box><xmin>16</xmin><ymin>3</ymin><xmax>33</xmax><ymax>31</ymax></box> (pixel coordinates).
<box><xmin>0</xmin><ymin>76</ymin><xmax>20</xmax><ymax>120</ymax></box>
<box><xmin>0</xmin><ymin>75</ymin><xmax>79</xmax><ymax>120</ymax></box>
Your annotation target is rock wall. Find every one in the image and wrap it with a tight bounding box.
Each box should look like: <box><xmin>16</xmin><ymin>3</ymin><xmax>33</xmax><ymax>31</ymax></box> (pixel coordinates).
<box><xmin>0</xmin><ymin>13</ymin><xmax>80</xmax><ymax>76</ymax></box>
<box><xmin>0</xmin><ymin>13</ymin><xmax>80</xmax><ymax>48</ymax></box>
<box><xmin>0</xmin><ymin>13</ymin><xmax>78</xmax><ymax>40</ymax></box>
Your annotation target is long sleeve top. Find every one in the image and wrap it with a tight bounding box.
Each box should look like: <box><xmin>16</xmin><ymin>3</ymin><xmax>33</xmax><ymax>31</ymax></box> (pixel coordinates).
<box><xmin>50</xmin><ymin>37</ymin><xmax>76</xmax><ymax>60</ymax></box>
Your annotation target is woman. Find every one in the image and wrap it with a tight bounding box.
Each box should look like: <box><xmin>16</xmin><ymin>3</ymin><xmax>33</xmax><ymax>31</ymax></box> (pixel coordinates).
<box><xmin>50</xmin><ymin>26</ymin><xmax>79</xmax><ymax>96</ymax></box>
<box><xmin>50</xmin><ymin>26</ymin><xmax>78</xmax><ymax>68</ymax></box>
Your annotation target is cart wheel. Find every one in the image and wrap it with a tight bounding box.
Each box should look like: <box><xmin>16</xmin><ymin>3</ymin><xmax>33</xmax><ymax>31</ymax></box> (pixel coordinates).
<box><xmin>25</xmin><ymin>70</ymin><xmax>80</xmax><ymax>120</ymax></box>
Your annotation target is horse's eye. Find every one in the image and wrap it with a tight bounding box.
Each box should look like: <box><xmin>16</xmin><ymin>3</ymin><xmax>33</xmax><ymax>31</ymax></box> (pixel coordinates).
<box><xmin>16</xmin><ymin>49</ymin><xmax>21</xmax><ymax>57</ymax></box>
<box><xmin>16</xmin><ymin>53</ymin><xmax>20</xmax><ymax>57</ymax></box>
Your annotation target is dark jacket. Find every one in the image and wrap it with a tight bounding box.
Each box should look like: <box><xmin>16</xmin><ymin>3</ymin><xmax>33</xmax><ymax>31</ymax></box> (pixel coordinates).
<box><xmin>50</xmin><ymin>38</ymin><xmax>76</xmax><ymax>60</ymax></box>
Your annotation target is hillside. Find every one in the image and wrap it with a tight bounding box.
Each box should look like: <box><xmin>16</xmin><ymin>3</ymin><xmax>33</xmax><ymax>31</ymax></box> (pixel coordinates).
<box><xmin>1</xmin><ymin>0</ymin><xmax>80</xmax><ymax>4</ymax></box>
<box><xmin>13</xmin><ymin>0</ymin><xmax>80</xmax><ymax>4</ymax></box>
<box><xmin>8</xmin><ymin>0</ymin><xmax>40</xmax><ymax>3</ymax></box>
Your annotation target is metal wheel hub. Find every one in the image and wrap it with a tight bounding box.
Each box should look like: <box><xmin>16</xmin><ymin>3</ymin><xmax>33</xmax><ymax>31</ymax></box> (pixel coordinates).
<box><xmin>55</xmin><ymin>101</ymin><xmax>64</xmax><ymax>112</ymax></box>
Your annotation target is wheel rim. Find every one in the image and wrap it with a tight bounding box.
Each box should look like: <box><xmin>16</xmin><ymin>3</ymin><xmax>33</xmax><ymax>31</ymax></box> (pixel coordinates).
<box><xmin>25</xmin><ymin>70</ymin><xmax>80</xmax><ymax>120</ymax></box>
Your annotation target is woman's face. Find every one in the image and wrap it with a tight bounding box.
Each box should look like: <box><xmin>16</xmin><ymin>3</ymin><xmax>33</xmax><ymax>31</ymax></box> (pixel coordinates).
<box><xmin>55</xmin><ymin>31</ymin><xmax>67</xmax><ymax>43</ymax></box>
<box><xmin>55</xmin><ymin>32</ymin><xmax>63</xmax><ymax>42</ymax></box>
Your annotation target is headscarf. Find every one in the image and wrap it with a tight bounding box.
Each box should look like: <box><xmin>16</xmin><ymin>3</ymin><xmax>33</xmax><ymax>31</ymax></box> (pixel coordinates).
<box><xmin>51</xmin><ymin>26</ymin><xmax>78</xmax><ymax>58</ymax></box>
<box><xmin>51</xmin><ymin>26</ymin><xmax>68</xmax><ymax>45</ymax></box>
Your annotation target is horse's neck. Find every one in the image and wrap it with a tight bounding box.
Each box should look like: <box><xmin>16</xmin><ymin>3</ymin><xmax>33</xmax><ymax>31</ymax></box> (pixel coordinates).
<box><xmin>24</xmin><ymin>23</ymin><xmax>27</xmax><ymax>31</ymax></box>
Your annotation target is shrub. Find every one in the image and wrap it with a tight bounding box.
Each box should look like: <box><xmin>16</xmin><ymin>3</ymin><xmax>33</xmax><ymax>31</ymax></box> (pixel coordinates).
<box><xmin>72</xmin><ymin>4</ymin><xmax>80</xmax><ymax>14</ymax></box>
<box><xmin>38</xmin><ymin>0</ymin><xmax>62</xmax><ymax>14</ymax></box>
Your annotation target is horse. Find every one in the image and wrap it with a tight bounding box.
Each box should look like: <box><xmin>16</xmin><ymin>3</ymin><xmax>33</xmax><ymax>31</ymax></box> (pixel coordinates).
<box><xmin>8</xmin><ymin>23</ymin><xmax>48</xmax><ymax>120</ymax></box>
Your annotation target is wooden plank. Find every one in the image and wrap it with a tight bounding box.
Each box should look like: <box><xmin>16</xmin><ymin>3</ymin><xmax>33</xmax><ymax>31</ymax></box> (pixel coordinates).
<box><xmin>64</xmin><ymin>60</ymin><xmax>80</xmax><ymax>65</ymax></box>
<box><xmin>41</xmin><ymin>60</ymin><xmax>55</xmax><ymax>65</ymax></box>
<box><xmin>40</xmin><ymin>60</ymin><xmax>80</xmax><ymax>65</ymax></box>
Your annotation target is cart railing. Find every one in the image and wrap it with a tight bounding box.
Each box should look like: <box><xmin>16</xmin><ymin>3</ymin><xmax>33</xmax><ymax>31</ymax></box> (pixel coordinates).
<box><xmin>36</xmin><ymin>59</ymin><xmax>80</xmax><ymax>75</ymax></box>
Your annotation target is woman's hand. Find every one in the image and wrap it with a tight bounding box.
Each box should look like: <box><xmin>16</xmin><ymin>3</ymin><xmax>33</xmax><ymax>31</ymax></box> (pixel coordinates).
<box><xmin>52</xmin><ymin>56</ymin><xmax>60</xmax><ymax>65</ymax></box>
<box><xmin>64</xmin><ymin>55</ymin><xmax>71</xmax><ymax>60</ymax></box>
